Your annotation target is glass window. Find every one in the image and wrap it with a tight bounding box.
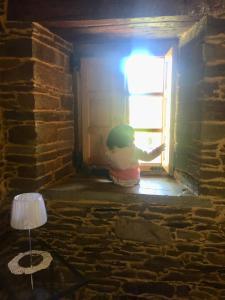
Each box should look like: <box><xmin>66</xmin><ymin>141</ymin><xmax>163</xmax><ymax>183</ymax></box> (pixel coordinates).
<box><xmin>129</xmin><ymin>95</ymin><xmax>163</xmax><ymax>129</ymax></box>
<box><xmin>125</xmin><ymin>55</ymin><xmax>164</xmax><ymax>94</ymax></box>
<box><xmin>134</xmin><ymin>132</ymin><xmax>162</xmax><ymax>164</ymax></box>
<box><xmin>124</xmin><ymin>52</ymin><xmax>165</xmax><ymax>167</ymax></box>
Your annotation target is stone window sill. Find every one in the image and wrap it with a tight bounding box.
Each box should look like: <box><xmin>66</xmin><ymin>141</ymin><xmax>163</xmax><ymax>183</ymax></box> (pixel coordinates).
<box><xmin>43</xmin><ymin>174</ymin><xmax>212</xmax><ymax>209</ymax></box>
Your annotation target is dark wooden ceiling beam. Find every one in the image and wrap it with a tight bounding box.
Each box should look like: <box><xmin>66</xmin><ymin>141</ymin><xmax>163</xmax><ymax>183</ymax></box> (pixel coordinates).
<box><xmin>8</xmin><ymin>0</ymin><xmax>225</xmax><ymax>22</ymax></box>
<box><xmin>41</xmin><ymin>16</ymin><xmax>199</xmax><ymax>29</ymax></box>
<box><xmin>8</xmin><ymin>0</ymin><xmax>224</xmax><ymax>40</ymax></box>
<box><xmin>41</xmin><ymin>16</ymin><xmax>198</xmax><ymax>41</ymax></box>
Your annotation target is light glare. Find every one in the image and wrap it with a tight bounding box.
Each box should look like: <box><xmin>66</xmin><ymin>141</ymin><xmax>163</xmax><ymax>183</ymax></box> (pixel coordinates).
<box><xmin>124</xmin><ymin>53</ymin><xmax>164</xmax><ymax>93</ymax></box>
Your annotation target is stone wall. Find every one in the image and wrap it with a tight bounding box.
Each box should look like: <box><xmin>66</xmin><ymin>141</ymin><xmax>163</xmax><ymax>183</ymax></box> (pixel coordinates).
<box><xmin>0</xmin><ymin>102</ymin><xmax>5</xmax><ymax>206</ymax></box>
<box><xmin>0</xmin><ymin>0</ymin><xmax>7</xmax><ymax>206</ymax></box>
<box><xmin>199</xmin><ymin>17</ymin><xmax>225</xmax><ymax>198</ymax></box>
<box><xmin>0</xmin><ymin>0</ymin><xmax>3</xmax><ymax>15</ymax></box>
<box><xmin>0</xmin><ymin>12</ymin><xmax>225</xmax><ymax>300</ymax></box>
<box><xmin>0</xmin><ymin>0</ymin><xmax>7</xmax><ymax>31</ymax></box>
<box><xmin>0</xmin><ymin>22</ymin><xmax>74</xmax><ymax>202</ymax></box>
<box><xmin>174</xmin><ymin>17</ymin><xmax>206</xmax><ymax>193</ymax></box>
<box><xmin>175</xmin><ymin>16</ymin><xmax>225</xmax><ymax>197</ymax></box>
<box><xmin>32</xmin><ymin>190</ymin><xmax>225</xmax><ymax>299</ymax></box>
<box><xmin>0</xmin><ymin>0</ymin><xmax>7</xmax><ymax>205</ymax></box>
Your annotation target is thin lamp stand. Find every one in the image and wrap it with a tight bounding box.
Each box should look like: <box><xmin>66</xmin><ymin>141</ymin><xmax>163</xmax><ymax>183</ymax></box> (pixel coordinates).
<box><xmin>28</xmin><ymin>229</ymin><xmax>34</xmax><ymax>290</ymax></box>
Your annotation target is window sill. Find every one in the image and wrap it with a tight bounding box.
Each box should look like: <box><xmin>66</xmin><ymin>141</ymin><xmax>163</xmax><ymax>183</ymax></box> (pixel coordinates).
<box><xmin>43</xmin><ymin>174</ymin><xmax>212</xmax><ymax>209</ymax></box>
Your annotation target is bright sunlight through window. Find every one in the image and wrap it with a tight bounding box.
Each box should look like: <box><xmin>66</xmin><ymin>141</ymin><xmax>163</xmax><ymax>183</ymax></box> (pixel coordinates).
<box><xmin>124</xmin><ymin>52</ymin><xmax>165</xmax><ymax>166</ymax></box>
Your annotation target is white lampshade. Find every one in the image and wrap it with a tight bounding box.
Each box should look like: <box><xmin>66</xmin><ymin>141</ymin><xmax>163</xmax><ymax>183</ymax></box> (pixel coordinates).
<box><xmin>11</xmin><ymin>193</ymin><xmax>47</xmax><ymax>230</ymax></box>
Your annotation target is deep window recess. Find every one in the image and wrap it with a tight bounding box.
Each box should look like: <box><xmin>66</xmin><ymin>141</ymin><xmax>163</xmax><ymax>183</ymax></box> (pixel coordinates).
<box><xmin>79</xmin><ymin>48</ymin><xmax>175</xmax><ymax>175</ymax></box>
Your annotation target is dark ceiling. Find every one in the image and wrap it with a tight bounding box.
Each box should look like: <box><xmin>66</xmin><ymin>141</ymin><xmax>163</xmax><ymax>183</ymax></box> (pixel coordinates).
<box><xmin>7</xmin><ymin>0</ymin><xmax>225</xmax><ymax>41</ymax></box>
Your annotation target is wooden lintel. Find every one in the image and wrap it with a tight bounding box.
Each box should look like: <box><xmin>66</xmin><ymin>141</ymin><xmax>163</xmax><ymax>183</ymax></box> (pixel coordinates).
<box><xmin>41</xmin><ymin>16</ymin><xmax>199</xmax><ymax>29</ymax></box>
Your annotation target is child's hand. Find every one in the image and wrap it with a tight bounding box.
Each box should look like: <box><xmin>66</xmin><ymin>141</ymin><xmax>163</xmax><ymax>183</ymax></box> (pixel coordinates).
<box><xmin>155</xmin><ymin>143</ymin><xmax>165</xmax><ymax>155</ymax></box>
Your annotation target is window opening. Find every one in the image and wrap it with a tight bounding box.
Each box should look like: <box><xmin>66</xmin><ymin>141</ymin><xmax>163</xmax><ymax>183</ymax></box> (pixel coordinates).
<box><xmin>123</xmin><ymin>51</ymin><xmax>173</xmax><ymax>171</ymax></box>
<box><xmin>79</xmin><ymin>48</ymin><xmax>174</xmax><ymax>174</ymax></box>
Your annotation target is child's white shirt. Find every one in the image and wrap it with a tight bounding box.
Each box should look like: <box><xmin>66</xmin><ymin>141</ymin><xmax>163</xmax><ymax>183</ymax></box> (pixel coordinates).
<box><xmin>105</xmin><ymin>145</ymin><xmax>157</xmax><ymax>186</ymax></box>
<box><xmin>106</xmin><ymin>145</ymin><xmax>156</xmax><ymax>168</ymax></box>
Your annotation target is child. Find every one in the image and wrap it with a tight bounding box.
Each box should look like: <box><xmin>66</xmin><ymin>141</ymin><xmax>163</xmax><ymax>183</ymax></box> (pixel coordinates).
<box><xmin>105</xmin><ymin>124</ymin><xmax>165</xmax><ymax>187</ymax></box>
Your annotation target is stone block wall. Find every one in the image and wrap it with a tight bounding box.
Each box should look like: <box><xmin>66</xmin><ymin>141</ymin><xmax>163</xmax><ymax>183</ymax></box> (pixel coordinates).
<box><xmin>0</xmin><ymin>22</ymin><xmax>74</xmax><ymax>202</ymax></box>
<box><xmin>174</xmin><ymin>18</ymin><xmax>205</xmax><ymax>194</ymax></box>
<box><xmin>199</xmin><ymin>17</ymin><xmax>225</xmax><ymax>198</ymax></box>
<box><xmin>175</xmin><ymin>16</ymin><xmax>225</xmax><ymax>197</ymax></box>
<box><xmin>0</xmin><ymin>0</ymin><xmax>4</xmax><ymax>18</ymax></box>
<box><xmin>0</xmin><ymin>0</ymin><xmax>7</xmax><ymax>206</ymax></box>
<box><xmin>0</xmin><ymin>106</ymin><xmax>5</xmax><ymax>205</ymax></box>
<box><xmin>0</xmin><ymin>0</ymin><xmax>7</xmax><ymax>32</ymax></box>
<box><xmin>31</xmin><ymin>190</ymin><xmax>225</xmax><ymax>299</ymax></box>
<box><xmin>0</xmin><ymin>0</ymin><xmax>6</xmax><ymax>19</ymax></box>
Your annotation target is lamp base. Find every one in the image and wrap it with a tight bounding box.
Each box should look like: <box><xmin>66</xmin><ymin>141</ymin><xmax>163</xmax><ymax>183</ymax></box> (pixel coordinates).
<box><xmin>8</xmin><ymin>250</ymin><xmax>53</xmax><ymax>275</ymax></box>
<box><xmin>19</xmin><ymin>253</ymin><xmax>43</xmax><ymax>267</ymax></box>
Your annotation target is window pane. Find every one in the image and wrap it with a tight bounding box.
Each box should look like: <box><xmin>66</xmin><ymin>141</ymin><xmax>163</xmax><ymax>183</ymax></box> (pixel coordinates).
<box><xmin>125</xmin><ymin>55</ymin><xmax>164</xmax><ymax>94</ymax></box>
<box><xmin>129</xmin><ymin>95</ymin><xmax>162</xmax><ymax>129</ymax></box>
<box><xmin>134</xmin><ymin>131</ymin><xmax>162</xmax><ymax>164</ymax></box>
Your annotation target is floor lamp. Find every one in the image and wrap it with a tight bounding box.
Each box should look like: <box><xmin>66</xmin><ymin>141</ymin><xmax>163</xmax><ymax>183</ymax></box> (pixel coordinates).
<box><xmin>8</xmin><ymin>193</ymin><xmax>52</xmax><ymax>290</ymax></box>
